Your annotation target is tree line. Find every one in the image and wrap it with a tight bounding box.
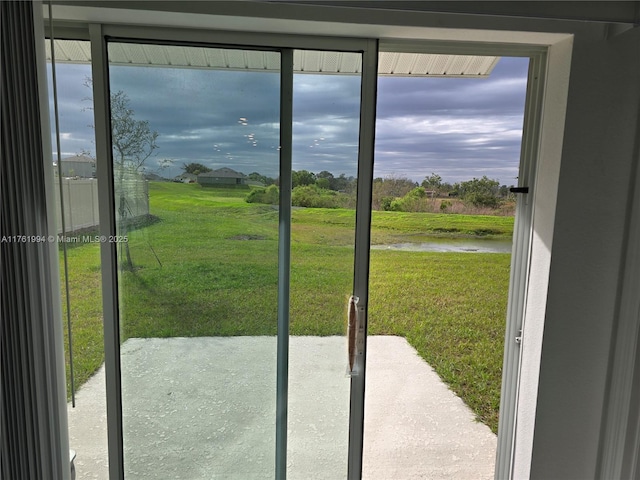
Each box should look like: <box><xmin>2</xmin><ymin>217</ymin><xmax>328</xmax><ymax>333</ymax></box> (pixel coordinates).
<box><xmin>243</xmin><ymin>169</ymin><xmax>515</xmax><ymax>214</ymax></box>
<box><xmin>374</xmin><ymin>173</ymin><xmax>515</xmax><ymax>210</ymax></box>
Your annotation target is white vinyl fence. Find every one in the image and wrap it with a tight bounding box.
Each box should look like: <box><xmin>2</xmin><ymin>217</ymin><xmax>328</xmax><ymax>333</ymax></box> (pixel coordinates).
<box><xmin>54</xmin><ymin>178</ymin><xmax>149</xmax><ymax>234</ymax></box>
<box><xmin>115</xmin><ymin>177</ymin><xmax>150</xmax><ymax>224</ymax></box>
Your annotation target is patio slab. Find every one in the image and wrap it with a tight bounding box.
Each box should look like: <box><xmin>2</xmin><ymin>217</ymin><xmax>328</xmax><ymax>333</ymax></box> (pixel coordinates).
<box><xmin>67</xmin><ymin>336</ymin><xmax>496</xmax><ymax>479</ymax></box>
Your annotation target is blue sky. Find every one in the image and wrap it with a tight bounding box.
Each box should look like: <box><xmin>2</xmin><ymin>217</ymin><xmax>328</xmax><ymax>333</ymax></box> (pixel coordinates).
<box><xmin>49</xmin><ymin>49</ymin><xmax>528</xmax><ymax>186</ymax></box>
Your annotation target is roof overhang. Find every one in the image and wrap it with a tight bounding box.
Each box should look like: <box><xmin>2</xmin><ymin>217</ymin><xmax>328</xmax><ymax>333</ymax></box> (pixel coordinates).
<box><xmin>45</xmin><ymin>39</ymin><xmax>499</xmax><ymax>78</ymax></box>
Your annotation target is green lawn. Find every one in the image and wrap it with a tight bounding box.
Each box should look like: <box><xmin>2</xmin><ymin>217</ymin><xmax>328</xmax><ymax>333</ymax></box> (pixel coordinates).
<box><xmin>60</xmin><ymin>242</ymin><xmax>104</xmax><ymax>397</ymax></box>
<box><xmin>61</xmin><ymin>181</ymin><xmax>513</xmax><ymax>432</ymax></box>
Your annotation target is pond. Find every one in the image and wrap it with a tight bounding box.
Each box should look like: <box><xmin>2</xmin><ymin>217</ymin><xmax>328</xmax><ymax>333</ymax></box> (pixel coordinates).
<box><xmin>371</xmin><ymin>238</ymin><xmax>512</xmax><ymax>253</ymax></box>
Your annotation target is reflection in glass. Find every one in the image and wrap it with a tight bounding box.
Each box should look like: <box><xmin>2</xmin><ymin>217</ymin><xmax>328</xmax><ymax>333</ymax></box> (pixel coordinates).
<box><xmin>108</xmin><ymin>42</ymin><xmax>280</xmax><ymax>478</ymax></box>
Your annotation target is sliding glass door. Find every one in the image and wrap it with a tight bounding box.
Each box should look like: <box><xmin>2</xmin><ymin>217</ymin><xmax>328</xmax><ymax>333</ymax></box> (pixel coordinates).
<box><xmin>97</xmin><ymin>34</ymin><xmax>377</xmax><ymax>479</ymax></box>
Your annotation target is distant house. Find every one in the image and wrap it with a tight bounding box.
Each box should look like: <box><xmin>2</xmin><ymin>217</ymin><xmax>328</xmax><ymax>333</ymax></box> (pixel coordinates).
<box><xmin>197</xmin><ymin>167</ymin><xmax>247</xmax><ymax>186</ymax></box>
<box><xmin>174</xmin><ymin>173</ymin><xmax>197</xmax><ymax>183</ymax></box>
<box><xmin>58</xmin><ymin>154</ymin><xmax>96</xmax><ymax>178</ymax></box>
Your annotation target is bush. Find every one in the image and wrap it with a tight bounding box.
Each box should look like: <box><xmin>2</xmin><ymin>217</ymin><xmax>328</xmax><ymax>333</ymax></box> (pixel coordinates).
<box><xmin>440</xmin><ymin>200</ymin><xmax>452</xmax><ymax>212</ymax></box>
<box><xmin>408</xmin><ymin>186</ymin><xmax>426</xmax><ymax>198</ymax></box>
<box><xmin>246</xmin><ymin>184</ymin><xmax>354</xmax><ymax>209</ymax></box>
<box><xmin>464</xmin><ymin>191</ymin><xmax>501</xmax><ymax>208</ymax></box>
<box><xmin>292</xmin><ymin>185</ymin><xmax>350</xmax><ymax>209</ymax></box>
<box><xmin>455</xmin><ymin>176</ymin><xmax>502</xmax><ymax>208</ymax></box>
<box><xmin>379</xmin><ymin>196</ymin><xmax>394</xmax><ymax>211</ymax></box>
<box><xmin>245</xmin><ymin>185</ymin><xmax>279</xmax><ymax>205</ymax></box>
<box><xmin>388</xmin><ymin>187</ymin><xmax>432</xmax><ymax>212</ymax></box>
<box><xmin>372</xmin><ymin>175</ymin><xmax>417</xmax><ymax>210</ymax></box>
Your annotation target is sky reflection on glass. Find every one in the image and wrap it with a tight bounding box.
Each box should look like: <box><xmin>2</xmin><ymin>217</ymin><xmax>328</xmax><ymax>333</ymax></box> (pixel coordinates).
<box><xmin>48</xmin><ymin>55</ymin><xmax>528</xmax><ymax>185</ymax></box>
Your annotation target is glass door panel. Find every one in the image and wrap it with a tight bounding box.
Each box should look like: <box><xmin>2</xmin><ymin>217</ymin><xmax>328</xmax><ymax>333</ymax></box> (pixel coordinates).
<box><xmin>287</xmin><ymin>49</ymin><xmax>362</xmax><ymax>479</ymax></box>
<box><xmin>363</xmin><ymin>55</ymin><xmax>530</xmax><ymax>478</ymax></box>
<box><xmin>107</xmin><ymin>41</ymin><xmax>281</xmax><ymax>479</ymax></box>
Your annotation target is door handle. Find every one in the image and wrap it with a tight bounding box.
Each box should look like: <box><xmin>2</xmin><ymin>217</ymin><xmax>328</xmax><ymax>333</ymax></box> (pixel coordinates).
<box><xmin>348</xmin><ymin>295</ymin><xmax>358</xmax><ymax>375</ymax></box>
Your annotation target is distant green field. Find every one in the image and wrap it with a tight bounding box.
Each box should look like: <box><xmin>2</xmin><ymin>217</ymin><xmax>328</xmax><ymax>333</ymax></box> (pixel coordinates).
<box><xmin>61</xmin><ymin>181</ymin><xmax>513</xmax><ymax>432</ymax></box>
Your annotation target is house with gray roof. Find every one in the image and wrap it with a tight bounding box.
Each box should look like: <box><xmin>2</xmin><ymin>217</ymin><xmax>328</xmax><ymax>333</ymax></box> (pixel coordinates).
<box><xmin>197</xmin><ymin>167</ymin><xmax>247</xmax><ymax>186</ymax></box>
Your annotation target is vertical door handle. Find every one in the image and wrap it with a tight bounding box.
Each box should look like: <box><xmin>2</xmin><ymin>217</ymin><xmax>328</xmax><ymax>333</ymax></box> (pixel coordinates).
<box><xmin>348</xmin><ymin>295</ymin><xmax>358</xmax><ymax>374</ymax></box>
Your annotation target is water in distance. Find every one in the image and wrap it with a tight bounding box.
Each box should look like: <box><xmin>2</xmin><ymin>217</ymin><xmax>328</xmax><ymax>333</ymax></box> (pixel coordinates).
<box><xmin>371</xmin><ymin>238</ymin><xmax>512</xmax><ymax>254</ymax></box>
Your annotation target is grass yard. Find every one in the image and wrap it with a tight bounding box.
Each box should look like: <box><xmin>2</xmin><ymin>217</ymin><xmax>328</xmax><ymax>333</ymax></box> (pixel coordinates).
<box><xmin>61</xmin><ymin>242</ymin><xmax>104</xmax><ymax>398</ymax></box>
<box><xmin>61</xmin><ymin>181</ymin><xmax>513</xmax><ymax>432</ymax></box>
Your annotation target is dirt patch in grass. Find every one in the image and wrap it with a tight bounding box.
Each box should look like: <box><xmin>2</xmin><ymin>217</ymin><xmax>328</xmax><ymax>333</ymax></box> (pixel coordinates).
<box><xmin>228</xmin><ymin>234</ymin><xmax>267</xmax><ymax>241</ymax></box>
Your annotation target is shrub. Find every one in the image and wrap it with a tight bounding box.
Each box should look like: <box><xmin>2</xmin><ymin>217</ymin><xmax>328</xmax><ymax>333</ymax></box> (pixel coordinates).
<box><xmin>292</xmin><ymin>185</ymin><xmax>351</xmax><ymax>209</ymax></box>
<box><xmin>464</xmin><ymin>191</ymin><xmax>501</xmax><ymax>208</ymax></box>
<box><xmin>388</xmin><ymin>187</ymin><xmax>433</xmax><ymax>212</ymax></box>
<box><xmin>440</xmin><ymin>200</ymin><xmax>452</xmax><ymax>212</ymax></box>
<box><xmin>408</xmin><ymin>186</ymin><xmax>426</xmax><ymax>198</ymax></box>
<box><xmin>455</xmin><ymin>176</ymin><xmax>502</xmax><ymax>208</ymax></box>
<box><xmin>245</xmin><ymin>184</ymin><xmax>279</xmax><ymax>205</ymax></box>
<box><xmin>372</xmin><ymin>175</ymin><xmax>417</xmax><ymax>209</ymax></box>
<box><xmin>379</xmin><ymin>196</ymin><xmax>394</xmax><ymax>211</ymax></box>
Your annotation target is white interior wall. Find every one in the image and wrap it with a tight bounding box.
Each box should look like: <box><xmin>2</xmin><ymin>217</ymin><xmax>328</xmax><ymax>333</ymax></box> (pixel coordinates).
<box><xmin>530</xmin><ymin>26</ymin><xmax>640</xmax><ymax>479</ymax></box>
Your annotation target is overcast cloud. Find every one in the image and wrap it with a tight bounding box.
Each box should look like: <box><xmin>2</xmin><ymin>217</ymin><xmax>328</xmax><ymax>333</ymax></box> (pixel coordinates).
<box><xmin>375</xmin><ymin>58</ymin><xmax>529</xmax><ymax>184</ymax></box>
<box><xmin>49</xmin><ymin>52</ymin><xmax>528</xmax><ymax>186</ymax></box>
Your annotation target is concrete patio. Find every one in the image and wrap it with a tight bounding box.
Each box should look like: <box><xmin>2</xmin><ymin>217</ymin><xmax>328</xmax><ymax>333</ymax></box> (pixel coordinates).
<box><xmin>67</xmin><ymin>336</ymin><xmax>496</xmax><ymax>479</ymax></box>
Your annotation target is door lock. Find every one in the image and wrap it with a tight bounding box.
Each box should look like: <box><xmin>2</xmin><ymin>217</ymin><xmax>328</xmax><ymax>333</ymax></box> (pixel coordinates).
<box><xmin>515</xmin><ymin>329</ymin><xmax>523</xmax><ymax>345</ymax></box>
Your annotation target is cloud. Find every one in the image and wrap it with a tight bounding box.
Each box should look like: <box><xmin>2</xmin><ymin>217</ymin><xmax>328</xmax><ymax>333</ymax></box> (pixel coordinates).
<box><xmin>46</xmin><ymin>63</ymin><xmax>95</xmax><ymax>159</ymax></box>
<box><xmin>374</xmin><ymin>57</ymin><xmax>529</xmax><ymax>184</ymax></box>
<box><xmin>49</xmin><ymin>52</ymin><xmax>529</xmax><ymax>185</ymax></box>
<box><xmin>107</xmin><ymin>64</ymin><xmax>282</xmax><ymax>176</ymax></box>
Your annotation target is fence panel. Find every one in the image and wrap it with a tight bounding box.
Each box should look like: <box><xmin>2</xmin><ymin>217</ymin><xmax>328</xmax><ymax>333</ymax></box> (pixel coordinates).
<box><xmin>54</xmin><ymin>178</ymin><xmax>149</xmax><ymax>233</ymax></box>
